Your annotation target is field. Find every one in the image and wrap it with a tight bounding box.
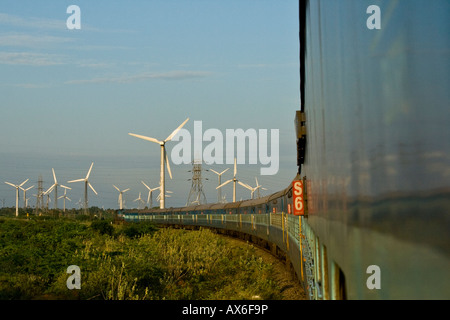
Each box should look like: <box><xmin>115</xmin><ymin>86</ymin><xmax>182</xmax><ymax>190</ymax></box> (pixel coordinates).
<box><xmin>0</xmin><ymin>214</ymin><xmax>295</xmax><ymax>300</ymax></box>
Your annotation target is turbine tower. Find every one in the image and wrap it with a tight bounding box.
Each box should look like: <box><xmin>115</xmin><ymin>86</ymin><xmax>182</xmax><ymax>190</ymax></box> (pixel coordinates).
<box><xmin>142</xmin><ymin>181</ymin><xmax>159</xmax><ymax>208</ymax></box>
<box><xmin>5</xmin><ymin>179</ymin><xmax>29</xmax><ymax>216</ymax></box>
<box><xmin>156</xmin><ymin>189</ymin><xmax>173</xmax><ymax>202</ymax></box>
<box><xmin>209</xmin><ymin>167</ymin><xmax>229</xmax><ymax>203</ymax></box>
<box><xmin>20</xmin><ymin>185</ymin><xmax>34</xmax><ymax>208</ymax></box>
<box><xmin>45</xmin><ymin>168</ymin><xmax>71</xmax><ymax>209</ymax></box>
<box><xmin>57</xmin><ymin>186</ymin><xmax>71</xmax><ymax>212</ymax></box>
<box><xmin>128</xmin><ymin>117</ymin><xmax>189</xmax><ymax>209</ymax></box>
<box><xmin>68</xmin><ymin>162</ymin><xmax>97</xmax><ymax>214</ymax></box>
<box><xmin>216</xmin><ymin>158</ymin><xmax>248</xmax><ymax>202</ymax></box>
<box><xmin>113</xmin><ymin>185</ymin><xmax>130</xmax><ymax>210</ymax></box>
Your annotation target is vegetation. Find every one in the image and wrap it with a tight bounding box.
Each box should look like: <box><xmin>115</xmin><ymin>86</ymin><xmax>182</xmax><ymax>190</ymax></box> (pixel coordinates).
<box><xmin>0</xmin><ymin>213</ymin><xmax>283</xmax><ymax>300</ymax></box>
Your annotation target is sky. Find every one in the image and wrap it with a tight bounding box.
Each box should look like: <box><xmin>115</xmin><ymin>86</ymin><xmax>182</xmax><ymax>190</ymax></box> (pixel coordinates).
<box><xmin>0</xmin><ymin>0</ymin><xmax>300</xmax><ymax>210</ymax></box>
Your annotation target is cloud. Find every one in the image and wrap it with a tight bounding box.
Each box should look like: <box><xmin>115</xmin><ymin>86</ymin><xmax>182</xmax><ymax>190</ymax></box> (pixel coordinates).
<box><xmin>0</xmin><ymin>52</ymin><xmax>65</xmax><ymax>66</ymax></box>
<box><xmin>0</xmin><ymin>33</ymin><xmax>73</xmax><ymax>47</ymax></box>
<box><xmin>0</xmin><ymin>13</ymin><xmax>64</xmax><ymax>30</ymax></box>
<box><xmin>66</xmin><ymin>70</ymin><xmax>213</xmax><ymax>84</ymax></box>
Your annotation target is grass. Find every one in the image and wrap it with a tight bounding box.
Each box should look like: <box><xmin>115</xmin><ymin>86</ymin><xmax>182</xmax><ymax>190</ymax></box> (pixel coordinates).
<box><xmin>0</xmin><ymin>216</ymin><xmax>283</xmax><ymax>300</ymax></box>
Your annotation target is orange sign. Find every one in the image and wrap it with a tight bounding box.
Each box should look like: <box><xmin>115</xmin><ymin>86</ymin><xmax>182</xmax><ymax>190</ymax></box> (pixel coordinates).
<box><xmin>293</xmin><ymin>180</ymin><xmax>304</xmax><ymax>216</ymax></box>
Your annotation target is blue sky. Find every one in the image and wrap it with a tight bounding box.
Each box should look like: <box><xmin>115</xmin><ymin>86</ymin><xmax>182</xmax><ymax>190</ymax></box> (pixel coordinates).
<box><xmin>0</xmin><ymin>0</ymin><xmax>300</xmax><ymax>209</ymax></box>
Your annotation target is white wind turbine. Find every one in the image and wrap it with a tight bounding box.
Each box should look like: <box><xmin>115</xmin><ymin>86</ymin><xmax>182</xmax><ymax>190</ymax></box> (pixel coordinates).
<box><xmin>240</xmin><ymin>177</ymin><xmax>268</xmax><ymax>199</ymax></box>
<box><xmin>57</xmin><ymin>186</ymin><xmax>71</xmax><ymax>212</ymax></box>
<box><xmin>113</xmin><ymin>185</ymin><xmax>130</xmax><ymax>210</ymax></box>
<box><xmin>68</xmin><ymin>162</ymin><xmax>97</xmax><ymax>213</ymax></box>
<box><xmin>134</xmin><ymin>192</ymin><xmax>145</xmax><ymax>209</ymax></box>
<box><xmin>254</xmin><ymin>177</ymin><xmax>268</xmax><ymax>198</ymax></box>
<box><xmin>141</xmin><ymin>181</ymin><xmax>159</xmax><ymax>208</ymax></box>
<box><xmin>20</xmin><ymin>185</ymin><xmax>34</xmax><ymax>208</ymax></box>
<box><xmin>5</xmin><ymin>179</ymin><xmax>29</xmax><ymax>216</ymax></box>
<box><xmin>216</xmin><ymin>158</ymin><xmax>248</xmax><ymax>203</ymax></box>
<box><xmin>209</xmin><ymin>168</ymin><xmax>229</xmax><ymax>203</ymax></box>
<box><xmin>44</xmin><ymin>168</ymin><xmax>71</xmax><ymax>209</ymax></box>
<box><xmin>128</xmin><ymin>117</ymin><xmax>189</xmax><ymax>209</ymax></box>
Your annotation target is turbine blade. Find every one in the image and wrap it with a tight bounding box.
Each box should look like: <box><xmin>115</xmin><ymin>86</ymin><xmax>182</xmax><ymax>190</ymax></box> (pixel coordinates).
<box><xmin>147</xmin><ymin>192</ymin><xmax>151</xmax><ymax>204</ymax></box>
<box><xmin>165</xmin><ymin>117</ymin><xmax>189</xmax><ymax>142</ymax></box>
<box><xmin>220</xmin><ymin>168</ymin><xmax>230</xmax><ymax>175</ymax></box>
<box><xmin>141</xmin><ymin>181</ymin><xmax>151</xmax><ymax>190</ymax></box>
<box><xmin>217</xmin><ymin>179</ymin><xmax>232</xmax><ymax>189</ymax></box>
<box><xmin>86</xmin><ymin>162</ymin><xmax>94</xmax><ymax>179</ymax></box>
<box><xmin>58</xmin><ymin>195</ymin><xmax>64</xmax><ymax>200</ymax></box>
<box><xmin>88</xmin><ymin>182</ymin><xmax>98</xmax><ymax>195</ymax></box>
<box><xmin>68</xmin><ymin>178</ymin><xmax>85</xmax><ymax>183</ymax></box>
<box><xmin>129</xmin><ymin>133</ymin><xmax>162</xmax><ymax>144</ymax></box>
<box><xmin>52</xmin><ymin>168</ymin><xmax>57</xmax><ymax>184</ymax></box>
<box><xmin>113</xmin><ymin>184</ymin><xmax>120</xmax><ymax>192</ymax></box>
<box><xmin>210</xmin><ymin>169</ymin><xmax>220</xmax><ymax>175</ymax></box>
<box><xmin>123</xmin><ymin>188</ymin><xmax>130</xmax><ymax>193</ymax></box>
<box><xmin>166</xmin><ymin>150</ymin><xmax>173</xmax><ymax>179</ymax></box>
<box><xmin>19</xmin><ymin>179</ymin><xmax>29</xmax><ymax>187</ymax></box>
<box><xmin>234</xmin><ymin>158</ymin><xmax>237</xmax><ymax>176</ymax></box>
<box><xmin>66</xmin><ymin>197</ymin><xmax>71</xmax><ymax>202</ymax></box>
<box><xmin>60</xmin><ymin>185</ymin><xmax>71</xmax><ymax>190</ymax></box>
<box><xmin>45</xmin><ymin>184</ymin><xmax>55</xmax><ymax>194</ymax></box>
<box><xmin>238</xmin><ymin>181</ymin><xmax>252</xmax><ymax>190</ymax></box>
<box><xmin>5</xmin><ymin>182</ymin><xmax>17</xmax><ymax>188</ymax></box>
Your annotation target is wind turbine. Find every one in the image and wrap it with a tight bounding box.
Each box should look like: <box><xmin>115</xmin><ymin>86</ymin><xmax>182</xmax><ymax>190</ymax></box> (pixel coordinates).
<box><xmin>113</xmin><ymin>185</ymin><xmax>130</xmax><ymax>210</ymax></box>
<box><xmin>240</xmin><ymin>178</ymin><xmax>268</xmax><ymax>199</ymax></box>
<box><xmin>254</xmin><ymin>177</ymin><xmax>268</xmax><ymax>198</ymax></box>
<box><xmin>57</xmin><ymin>186</ymin><xmax>71</xmax><ymax>212</ymax></box>
<box><xmin>141</xmin><ymin>181</ymin><xmax>159</xmax><ymax>208</ymax></box>
<box><xmin>44</xmin><ymin>168</ymin><xmax>71</xmax><ymax>209</ymax></box>
<box><xmin>20</xmin><ymin>185</ymin><xmax>34</xmax><ymax>208</ymax></box>
<box><xmin>5</xmin><ymin>179</ymin><xmax>29</xmax><ymax>216</ymax></box>
<box><xmin>156</xmin><ymin>189</ymin><xmax>173</xmax><ymax>202</ymax></box>
<box><xmin>216</xmin><ymin>158</ymin><xmax>248</xmax><ymax>202</ymax></box>
<box><xmin>134</xmin><ymin>192</ymin><xmax>145</xmax><ymax>209</ymax></box>
<box><xmin>68</xmin><ymin>162</ymin><xmax>97</xmax><ymax>214</ymax></box>
<box><xmin>209</xmin><ymin>168</ymin><xmax>229</xmax><ymax>203</ymax></box>
<box><xmin>25</xmin><ymin>197</ymin><xmax>31</xmax><ymax>208</ymax></box>
<box><xmin>128</xmin><ymin>117</ymin><xmax>189</xmax><ymax>209</ymax></box>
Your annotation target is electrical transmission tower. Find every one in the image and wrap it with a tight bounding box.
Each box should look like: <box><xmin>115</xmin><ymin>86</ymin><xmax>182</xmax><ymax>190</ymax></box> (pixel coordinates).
<box><xmin>34</xmin><ymin>175</ymin><xmax>44</xmax><ymax>214</ymax></box>
<box><xmin>186</xmin><ymin>160</ymin><xmax>208</xmax><ymax>206</ymax></box>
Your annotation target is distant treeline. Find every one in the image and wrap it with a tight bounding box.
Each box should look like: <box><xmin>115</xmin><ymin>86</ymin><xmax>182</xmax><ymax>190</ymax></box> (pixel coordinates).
<box><xmin>0</xmin><ymin>206</ymin><xmax>116</xmax><ymax>220</ymax></box>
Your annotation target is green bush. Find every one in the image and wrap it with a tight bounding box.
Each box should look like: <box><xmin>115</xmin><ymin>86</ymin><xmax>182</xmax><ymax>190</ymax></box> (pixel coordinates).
<box><xmin>119</xmin><ymin>222</ymin><xmax>157</xmax><ymax>239</ymax></box>
<box><xmin>90</xmin><ymin>220</ymin><xmax>114</xmax><ymax>236</ymax></box>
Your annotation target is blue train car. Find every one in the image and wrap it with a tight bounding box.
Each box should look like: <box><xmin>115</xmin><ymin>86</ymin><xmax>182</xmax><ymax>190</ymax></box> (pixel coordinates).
<box><xmin>298</xmin><ymin>0</ymin><xmax>450</xmax><ymax>299</ymax></box>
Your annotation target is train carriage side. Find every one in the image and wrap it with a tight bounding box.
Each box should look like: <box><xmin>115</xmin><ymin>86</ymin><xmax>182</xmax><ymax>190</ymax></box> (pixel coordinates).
<box><xmin>300</xmin><ymin>0</ymin><xmax>450</xmax><ymax>299</ymax></box>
